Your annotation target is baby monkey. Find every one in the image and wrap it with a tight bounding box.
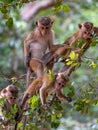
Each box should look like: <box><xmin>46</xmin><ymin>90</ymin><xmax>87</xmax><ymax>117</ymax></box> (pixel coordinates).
<box><xmin>0</xmin><ymin>85</ymin><xmax>19</xmax><ymax>128</ymax></box>
<box><xmin>21</xmin><ymin>73</ymin><xmax>72</xmax><ymax>109</ymax></box>
<box><xmin>64</xmin><ymin>21</ymin><xmax>94</xmax><ymax>46</ymax></box>
<box><xmin>43</xmin><ymin>22</ymin><xmax>94</xmax><ymax>67</ymax></box>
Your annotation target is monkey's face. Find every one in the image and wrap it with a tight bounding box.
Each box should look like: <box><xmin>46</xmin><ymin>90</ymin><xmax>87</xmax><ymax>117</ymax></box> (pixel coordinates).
<box><xmin>1</xmin><ymin>88</ymin><xmax>16</xmax><ymax>105</ymax></box>
<box><xmin>55</xmin><ymin>78</ymin><xmax>65</xmax><ymax>90</ymax></box>
<box><xmin>7</xmin><ymin>94</ymin><xmax>16</xmax><ymax>105</ymax></box>
<box><xmin>7</xmin><ymin>85</ymin><xmax>19</xmax><ymax>98</ymax></box>
<box><xmin>38</xmin><ymin>22</ymin><xmax>52</xmax><ymax>36</ymax></box>
<box><xmin>79</xmin><ymin>23</ymin><xmax>93</xmax><ymax>39</ymax></box>
<box><xmin>82</xmin><ymin>27</ymin><xmax>93</xmax><ymax>39</ymax></box>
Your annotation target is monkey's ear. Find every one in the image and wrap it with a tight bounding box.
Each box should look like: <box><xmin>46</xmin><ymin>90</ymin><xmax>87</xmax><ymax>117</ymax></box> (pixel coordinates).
<box><xmin>78</xmin><ymin>24</ymin><xmax>82</xmax><ymax>29</ymax></box>
<box><xmin>35</xmin><ymin>21</ymin><xmax>38</xmax><ymax>26</ymax></box>
<box><xmin>51</xmin><ymin>21</ymin><xmax>54</xmax><ymax>25</ymax></box>
<box><xmin>34</xmin><ymin>21</ymin><xmax>38</xmax><ymax>26</ymax></box>
<box><xmin>2</xmin><ymin>89</ymin><xmax>7</xmax><ymax>94</ymax></box>
<box><xmin>54</xmin><ymin>73</ymin><xmax>58</xmax><ymax>79</ymax></box>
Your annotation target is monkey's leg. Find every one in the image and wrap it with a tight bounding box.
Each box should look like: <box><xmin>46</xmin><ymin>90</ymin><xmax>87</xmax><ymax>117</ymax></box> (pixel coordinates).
<box><xmin>30</xmin><ymin>59</ymin><xmax>44</xmax><ymax>77</ymax></box>
<box><xmin>26</xmin><ymin>68</ymin><xmax>31</xmax><ymax>88</ymax></box>
<box><xmin>56</xmin><ymin>91</ymin><xmax>72</xmax><ymax>102</ymax></box>
<box><xmin>36</xmin><ymin>62</ymin><xmax>44</xmax><ymax>77</ymax></box>
<box><xmin>40</xmin><ymin>86</ymin><xmax>47</xmax><ymax>106</ymax></box>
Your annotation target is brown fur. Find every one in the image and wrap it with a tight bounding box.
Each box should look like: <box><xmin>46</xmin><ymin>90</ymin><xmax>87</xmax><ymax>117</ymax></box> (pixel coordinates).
<box><xmin>24</xmin><ymin>17</ymin><xmax>55</xmax><ymax>88</ymax></box>
<box><xmin>64</xmin><ymin>22</ymin><xmax>93</xmax><ymax>46</ymax></box>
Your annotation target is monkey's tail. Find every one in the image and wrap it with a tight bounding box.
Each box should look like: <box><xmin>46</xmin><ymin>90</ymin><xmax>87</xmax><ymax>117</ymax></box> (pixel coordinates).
<box><xmin>14</xmin><ymin>122</ymin><xmax>18</xmax><ymax>130</ymax></box>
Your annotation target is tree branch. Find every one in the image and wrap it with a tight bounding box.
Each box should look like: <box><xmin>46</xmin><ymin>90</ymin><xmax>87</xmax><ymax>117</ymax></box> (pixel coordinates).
<box><xmin>21</xmin><ymin>0</ymin><xmax>56</xmax><ymax>22</ymax></box>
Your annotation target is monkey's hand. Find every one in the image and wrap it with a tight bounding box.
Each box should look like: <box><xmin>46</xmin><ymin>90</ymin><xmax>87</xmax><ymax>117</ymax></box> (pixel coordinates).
<box><xmin>43</xmin><ymin>104</ymin><xmax>50</xmax><ymax>110</ymax></box>
<box><xmin>15</xmin><ymin>112</ymin><xmax>23</xmax><ymax>123</ymax></box>
<box><xmin>25</xmin><ymin>56</ymin><xmax>30</xmax><ymax>67</ymax></box>
<box><xmin>66</xmin><ymin>97</ymin><xmax>72</xmax><ymax>102</ymax></box>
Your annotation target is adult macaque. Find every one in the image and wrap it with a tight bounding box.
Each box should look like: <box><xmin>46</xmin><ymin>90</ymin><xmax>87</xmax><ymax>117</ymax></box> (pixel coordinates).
<box><xmin>21</xmin><ymin>73</ymin><xmax>71</xmax><ymax>109</ymax></box>
<box><xmin>24</xmin><ymin>17</ymin><xmax>55</xmax><ymax>88</ymax></box>
<box><xmin>0</xmin><ymin>85</ymin><xmax>19</xmax><ymax>128</ymax></box>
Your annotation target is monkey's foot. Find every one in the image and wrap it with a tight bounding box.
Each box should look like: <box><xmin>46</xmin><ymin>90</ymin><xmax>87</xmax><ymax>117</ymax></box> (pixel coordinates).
<box><xmin>43</xmin><ymin>104</ymin><xmax>49</xmax><ymax>110</ymax></box>
<box><xmin>66</xmin><ymin>97</ymin><xmax>72</xmax><ymax>102</ymax></box>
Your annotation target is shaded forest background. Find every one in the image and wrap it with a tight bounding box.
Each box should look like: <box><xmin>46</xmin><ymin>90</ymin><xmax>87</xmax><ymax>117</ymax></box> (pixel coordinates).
<box><xmin>0</xmin><ymin>0</ymin><xmax>98</xmax><ymax>130</ymax></box>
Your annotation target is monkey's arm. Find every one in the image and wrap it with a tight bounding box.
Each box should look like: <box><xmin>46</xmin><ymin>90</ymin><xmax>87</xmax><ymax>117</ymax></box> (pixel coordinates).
<box><xmin>39</xmin><ymin>74</ymin><xmax>54</xmax><ymax>105</ymax></box>
<box><xmin>43</xmin><ymin>45</ymin><xmax>73</xmax><ymax>65</ymax></box>
<box><xmin>24</xmin><ymin>31</ymin><xmax>35</xmax><ymax>67</ymax></box>
<box><xmin>39</xmin><ymin>75</ymin><xmax>49</xmax><ymax>105</ymax></box>
<box><xmin>40</xmin><ymin>83</ymin><xmax>47</xmax><ymax>105</ymax></box>
<box><xmin>56</xmin><ymin>90</ymin><xmax>72</xmax><ymax>102</ymax></box>
<box><xmin>48</xmin><ymin>30</ymin><xmax>55</xmax><ymax>50</ymax></box>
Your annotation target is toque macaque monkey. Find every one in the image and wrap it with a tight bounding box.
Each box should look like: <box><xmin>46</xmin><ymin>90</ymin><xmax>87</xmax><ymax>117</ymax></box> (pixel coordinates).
<box><xmin>42</xmin><ymin>22</ymin><xmax>94</xmax><ymax>67</ymax></box>
<box><xmin>21</xmin><ymin>73</ymin><xmax>72</xmax><ymax>109</ymax></box>
<box><xmin>0</xmin><ymin>85</ymin><xmax>19</xmax><ymax>128</ymax></box>
<box><xmin>64</xmin><ymin>21</ymin><xmax>94</xmax><ymax>46</ymax></box>
<box><xmin>24</xmin><ymin>17</ymin><xmax>56</xmax><ymax>88</ymax></box>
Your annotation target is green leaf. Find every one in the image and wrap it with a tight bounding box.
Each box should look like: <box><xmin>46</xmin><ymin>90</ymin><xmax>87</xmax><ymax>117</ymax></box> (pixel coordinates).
<box><xmin>66</xmin><ymin>60</ymin><xmax>73</xmax><ymax>65</ymax></box>
<box><xmin>3</xmin><ymin>13</ymin><xmax>10</xmax><ymax>19</ymax></box>
<box><xmin>51</xmin><ymin>114</ymin><xmax>56</xmax><ymax>122</ymax></box>
<box><xmin>6</xmin><ymin>17</ymin><xmax>13</xmax><ymax>28</ymax></box>
<box><xmin>0</xmin><ymin>7</ymin><xmax>7</xmax><ymax>13</ymax></box>
<box><xmin>51</xmin><ymin>121</ymin><xmax>60</xmax><ymax>129</ymax></box>
<box><xmin>53</xmin><ymin>102</ymin><xmax>63</xmax><ymax>111</ymax></box>
<box><xmin>17</xmin><ymin>122</ymin><xmax>23</xmax><ymax>129</ymax></box>
<box><xmin>71</xmin><ymin>62</ymin><xmax>78</xmax><ymax>67</ymax></box>
<box><xmin>28</xmin><ymin>95</ymin><xmax>38</xmax><ymax>109</ymax></box>
<box><xmin>70</xmin><ymin>51</ymin><xmax>75</xmax><ymax>60</ymax></box>
<box><xmin>48</xmin><ymin>70</ymin><xmax>54</xmax><ymax>80</ymax></box>
<box><xmin>57</xmin><ymin>113</ymin><xmax>62</xmax><ymax>118</ymax></box>
<box><xmin>62</xmin><ymin>4</ymin><xmax>70</xmax><ymax>12</ymax></box>
<box><xmin>64</xmin><ymin>86</ymin><xmax>75</xmax><ymax>97</ymax></box>
<box><xmin>11</xmin><ymin>77</ymin><xmax>17</xmax><ymax>83</ymax></box>
<box><xmin>75</xmin><ymin>53</ymin><xmax>79</xmax><ymax>59</ymax></box>
<box><xmin>92</xmin><ymin>100</ymin><xmax>98</xmax><ymax>105</ymax></box>
<box><xmin>82</xmin><ymin>98</ymin><xmax>90</xmax><ymax>103</ymax></box>
<box><xmin>89</xmin><ymin>61</ymin><xmax>97</xmax><ymax>68</ymax></box>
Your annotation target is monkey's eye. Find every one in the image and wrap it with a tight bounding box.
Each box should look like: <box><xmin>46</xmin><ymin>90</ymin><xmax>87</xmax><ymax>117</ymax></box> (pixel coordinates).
<box><xmin>41</xmin><ymin>27</ymin><xmax>44</xmax><ymax>29</ymax></box>
<box><xmin>62</xmin><ymin>84</ymin><xmax>64</xmax><ymax>87</ymax></box>
<box><xmin>46</xmin><ymin>27</ymin><xmax>49</xmax><ymax>29</ymax></box>
<box><xmin>88</xmin><ymin>32</ymin><xmax>91</xmax><ymax>35</ymax></box>
<box><xmin>9</xmin><ymin>97</ymin><xmax>13</xmax><ymax>100</ymax></box>
<box><xmin>84</xmin><ymin>31</ymin><xmax>87</xmax><ymax>34</ymax></box>
<box><xmin>10</xmin><ymin>90</ymin><xmax>14</xmax><ymax>93</ymax></box>
<box><xmin>58</xmin><ymin>83</ymin><xmax>61</xmax><ymax>86</ymax></box>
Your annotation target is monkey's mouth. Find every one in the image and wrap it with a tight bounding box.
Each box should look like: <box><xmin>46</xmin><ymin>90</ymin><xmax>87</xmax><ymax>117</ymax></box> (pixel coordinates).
<box><xmin>55</xmin><ymin>84</ymin><xmax>61</xmax><ymax>90</ymax></box>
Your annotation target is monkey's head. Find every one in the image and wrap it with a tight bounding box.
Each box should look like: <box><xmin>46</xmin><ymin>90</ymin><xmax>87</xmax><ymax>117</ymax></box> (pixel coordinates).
<box><xmin>78</xmin><ymin>22</ymin><xmax>93</xmax><ymax>39</ymax></box>
<box><xmin>54</xmin><ymin>73</ymin><xmax>69</xmax><ymax>90</ymax></box>
<box><xmin>1</xmin><ymin>89</ymin><xmax>15</xmax><ymax>105</ymax></box>
<box><xmin>36</xmin><ymin>17</ymin><xmax>53</xmax><ymax>36</ymax></box>
<box><xmin>6</xmin><ymin>84</ymin><xmax>19</xmax><ymax>98</ymax></box>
